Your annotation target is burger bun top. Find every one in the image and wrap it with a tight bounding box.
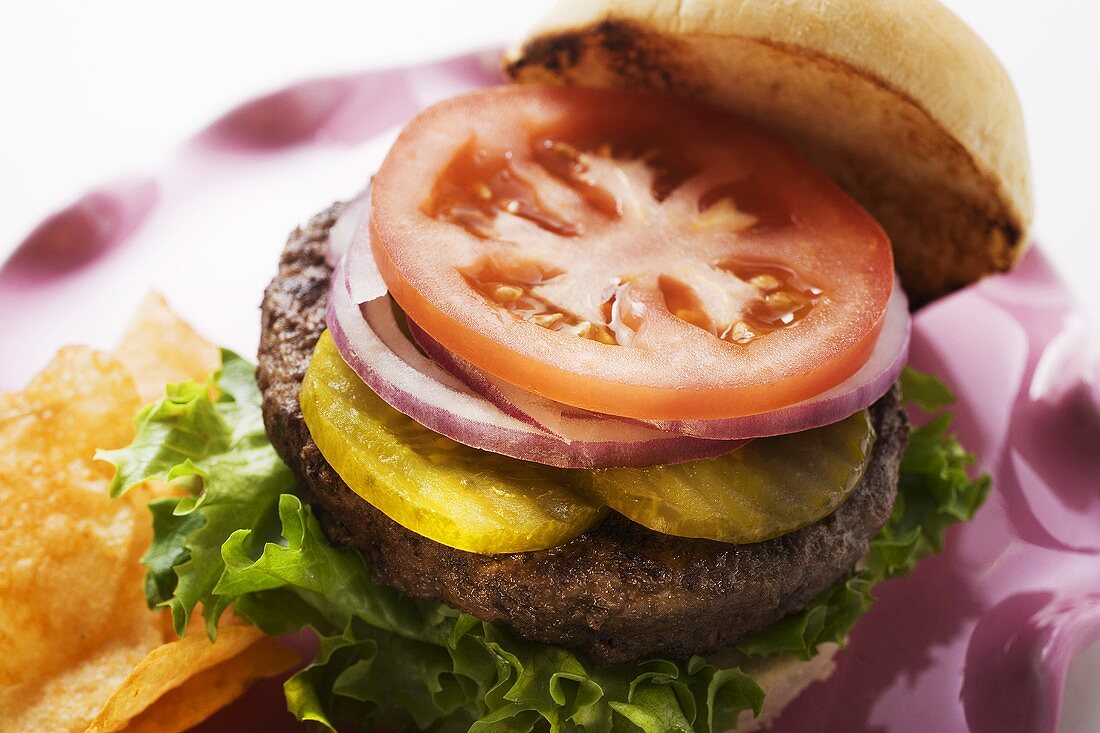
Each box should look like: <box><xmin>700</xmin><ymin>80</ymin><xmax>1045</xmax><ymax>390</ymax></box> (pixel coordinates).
<box><xmin>505</xmin><ymin>0</ymin><xmax>1033</xmax><ymax>303</ymax></box>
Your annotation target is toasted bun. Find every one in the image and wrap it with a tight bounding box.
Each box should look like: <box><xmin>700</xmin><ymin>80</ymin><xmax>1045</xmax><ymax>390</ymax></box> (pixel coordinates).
<box><xmin>504</xmin><ymin>0</ymin><xmax>1033</xmax><ymax>303</ymax></box>
<box><xmin>717</xmin><ymin>643</ymin><xmax>839</xmax><ymax>732</ymax></box>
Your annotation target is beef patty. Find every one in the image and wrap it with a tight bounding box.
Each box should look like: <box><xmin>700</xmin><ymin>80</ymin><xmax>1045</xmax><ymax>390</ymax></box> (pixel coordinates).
<box><xmin>257</xmin><ymin>202</ymin><xmax>908</xmax><ymax>665</ymax></box>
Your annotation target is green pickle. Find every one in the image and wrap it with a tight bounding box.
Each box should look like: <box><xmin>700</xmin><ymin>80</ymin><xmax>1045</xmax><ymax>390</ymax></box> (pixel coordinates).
<box><xmin>577</xmin><ymin>410</ymin><xmax>875</xmax><ymax>544</ymax></box>
<box><xmin>301</xmin><ymin>331</ymin><xmax>605</xmax><ymax>554</ymax></box>
<box><xmin>303</xmin><ymin>330</ymin><xmax>875</xmax><ymax>552</ymax></box>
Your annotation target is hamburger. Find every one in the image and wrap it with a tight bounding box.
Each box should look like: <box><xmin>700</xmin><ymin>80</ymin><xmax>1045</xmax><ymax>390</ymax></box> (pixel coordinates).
<box><xmin>103</xmin><ymin>0</ymin><xmax>1030</xmax><ymax>729</ymax></box>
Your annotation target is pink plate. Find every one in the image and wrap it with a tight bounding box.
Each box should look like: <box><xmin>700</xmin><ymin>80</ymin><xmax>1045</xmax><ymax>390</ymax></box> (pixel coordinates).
<box><xmin>2</xmin><ymin>51</ymin><xmax>1098</xmax><ymax>733</ymax></box>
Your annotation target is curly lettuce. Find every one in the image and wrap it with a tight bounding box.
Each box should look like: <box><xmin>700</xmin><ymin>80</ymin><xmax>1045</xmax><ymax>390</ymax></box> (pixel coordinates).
<box><xmin>100</xmin><ymin>354</ymin><xmax>987</xmax><ymax>732</ymax></box>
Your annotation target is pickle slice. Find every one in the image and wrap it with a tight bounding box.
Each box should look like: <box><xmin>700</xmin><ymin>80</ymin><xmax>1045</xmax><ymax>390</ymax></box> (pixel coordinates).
<box><xmin>300</xmin><ymin>331</ymin><xmax>604</xmax><ymax>554</ymax></box>
<box><xmin>577</xmin><ymin>410</ymin><xmax>875</xmax><ymax>544</ymax></box>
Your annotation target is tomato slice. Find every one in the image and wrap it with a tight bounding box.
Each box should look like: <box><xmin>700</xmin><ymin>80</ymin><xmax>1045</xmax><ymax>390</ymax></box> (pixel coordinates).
<box><xmin>370</xmin><ymin>86</ymin><xmax>893</xmax><ymax>421</ymax></box>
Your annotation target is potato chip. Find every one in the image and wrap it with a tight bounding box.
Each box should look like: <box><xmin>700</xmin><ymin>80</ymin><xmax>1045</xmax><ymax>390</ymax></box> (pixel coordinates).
<box><xmin>85</xmin><ymin>625</ymin><xmax>298</xmax><ymax>733</ymax></box>
<box><xmin>0</xmin><ymin>295</ymin><xmax>295</xmax><ymax>733</ymax></box>
<box><xmin>0</xmin><ymin>346</ymin><xmax>162</xmax><ymax>730</ymax></box>
<box><xmin>114</xmin><ymin>292</ymin><xmax>220</xmax><ymax>404</ymax></box>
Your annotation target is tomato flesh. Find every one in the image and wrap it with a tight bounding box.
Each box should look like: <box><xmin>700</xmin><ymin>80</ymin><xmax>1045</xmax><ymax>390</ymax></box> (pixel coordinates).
<box><xmin>370</xmin><ymin>86</ymin><xmax>893</xmax><ymax>421</ymax></box>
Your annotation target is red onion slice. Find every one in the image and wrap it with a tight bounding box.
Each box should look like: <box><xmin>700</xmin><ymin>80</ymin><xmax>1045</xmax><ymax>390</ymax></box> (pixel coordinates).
<box><xmin>325</xmin><ymin>193</ymin><xmax>369</xmax><ymax>269</ymax></box>
<box><xmin>341</xmin><ymin>189</ymin><xmax>389</xmax><ymax>305</ymax></box>
<box><xmin>325</xmin><ymin>255</ymin><xmax>743</xmax><ymax>467</ymax></box>
<box><xmin>408</xmin><ymin>281</ymin><xmax>910</xmax><ymax>442</ymax></box>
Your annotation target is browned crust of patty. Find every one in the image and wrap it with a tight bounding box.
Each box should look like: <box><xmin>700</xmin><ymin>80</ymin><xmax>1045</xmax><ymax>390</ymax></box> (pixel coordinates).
<box><xmin>257</xmin><ymin>203</ymin><xmax>908</xmax><ymax>665</ymax></box>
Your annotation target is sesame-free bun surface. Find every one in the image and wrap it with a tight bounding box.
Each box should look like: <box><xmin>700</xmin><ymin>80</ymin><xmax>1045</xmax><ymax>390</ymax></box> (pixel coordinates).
<box><xmin>731</xmin><ymin>643</ymin><xmax>838</xmax><ymax>731</ymax></box>
<box><xmin>505</xmin><ymin>0</ymin><xmax>1033</xmax><ymax>303</ymax></box>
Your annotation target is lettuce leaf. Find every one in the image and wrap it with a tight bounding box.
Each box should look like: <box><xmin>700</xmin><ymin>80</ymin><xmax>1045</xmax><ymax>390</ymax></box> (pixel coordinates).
<box><xmin>98</xmin><ymin>352</ymin><xmax>292</xmax><ymax>637</ymax></box>
<box><xmin>102</xmin><ymin>357</ymin><xmax>986</xmax><ymax>731</ymax></box>
<box><xmin>899</xmin><ymin>367</ymin><xmax>957</xmax><ymax>412</ymax></box>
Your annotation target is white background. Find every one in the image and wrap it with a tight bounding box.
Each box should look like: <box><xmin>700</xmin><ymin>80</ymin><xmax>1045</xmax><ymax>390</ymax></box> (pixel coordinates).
<box><xmin>1</xmin><ymin>2</ymin><xmax>1098</xmax><ymax>730</ymax></box>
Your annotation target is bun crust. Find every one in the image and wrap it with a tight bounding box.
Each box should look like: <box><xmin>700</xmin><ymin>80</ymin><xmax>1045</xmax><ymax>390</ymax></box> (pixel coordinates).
<box><xmin>730</xmin><ymin>643</ymin><xmax>839</xmax><ymax>731</ymax></box>
<box><xmin>504</xmin><ymin>0</ymin><xmax>1033</xmax><ymax>303</ymax></box>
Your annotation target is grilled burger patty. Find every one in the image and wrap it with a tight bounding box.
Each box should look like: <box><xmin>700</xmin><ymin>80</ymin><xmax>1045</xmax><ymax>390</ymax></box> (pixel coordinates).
<box><xmin>257</xmin><ymin>203</ymin><xmax>909</xmax><ymax>665</ymax></box>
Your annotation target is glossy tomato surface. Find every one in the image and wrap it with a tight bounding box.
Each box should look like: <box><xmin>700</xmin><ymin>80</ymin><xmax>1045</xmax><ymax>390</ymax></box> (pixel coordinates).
<box><xmin>370</xmin><ymin>86</ymin><xmax>894</xmax><ymax>420</ymax></box>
